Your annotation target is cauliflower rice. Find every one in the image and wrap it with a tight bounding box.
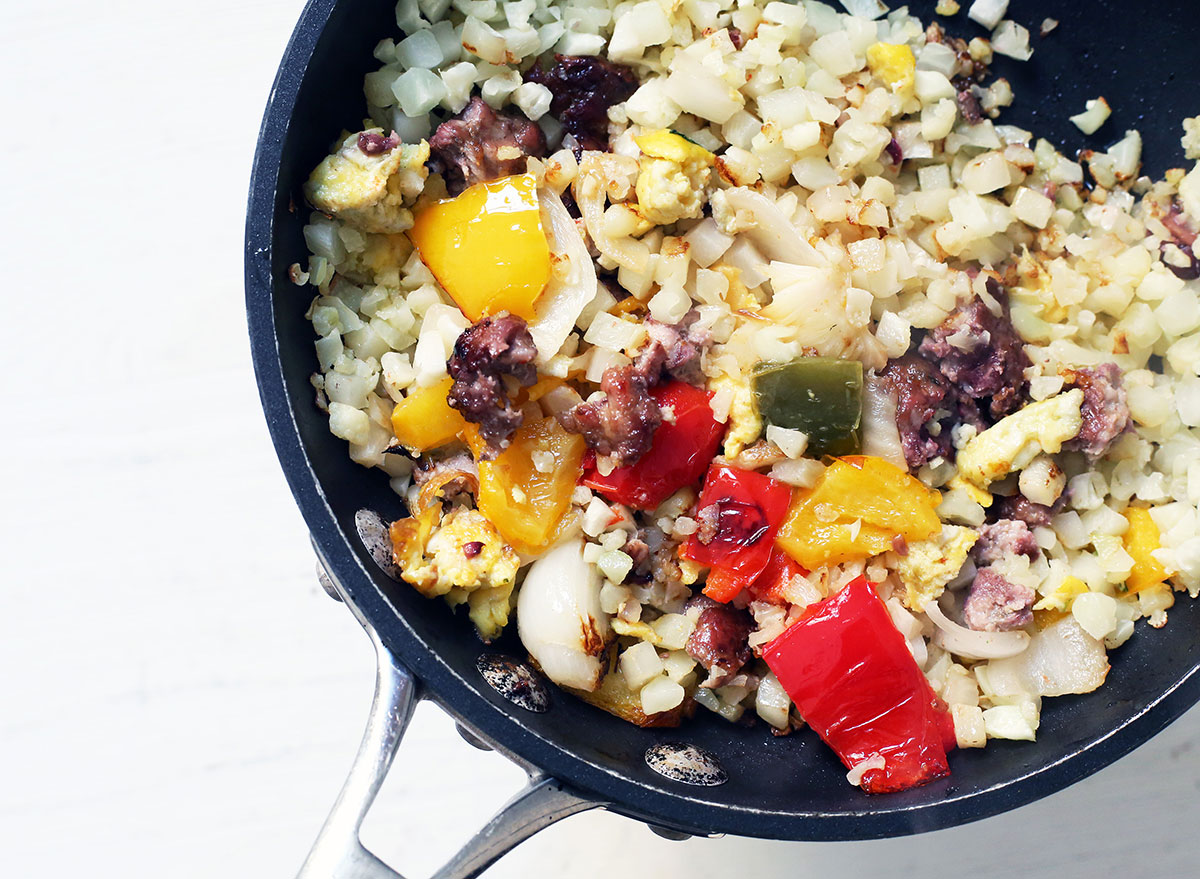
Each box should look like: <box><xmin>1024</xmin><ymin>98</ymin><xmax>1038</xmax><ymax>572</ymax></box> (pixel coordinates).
<box><xmin>289</xmin><ymin>0</ymin><xmax>1200</xmax><ymax>790</ymax></box>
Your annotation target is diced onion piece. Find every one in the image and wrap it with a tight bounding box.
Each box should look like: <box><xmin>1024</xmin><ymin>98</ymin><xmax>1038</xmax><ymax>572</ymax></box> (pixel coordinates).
<box><xmin>619</xmin><ymin>641</ymin><xmax>663</xmax><ymax>690</ymax></box>
<box><xmin>1070</xmin><ymin>98</ymin><xmax>1112</xmax><ymax>135</ymax></box>
<box><xmin>860</xmin><ymin>374</ymin><xmax>907</xmax><ymax>469</ymax></box>
<box><xmin>951</xmin><ymin>703</ymin><xmax>987</xmax><ymax>748</ymax></box>
<box><xmin>640</xmin><ymin>677</ymin><xmax>686</xmax><ymax>715</ymax></box>
<box><xmin>982</xmin><ymin>704</ymin><xmax>1037</xmax><ymax>741</ymax></box>
<box><xmin>983</xmin><ymin>616</ymin><xmax>1109</xmax><ymax>697</ymax></box>
<box><xmin>924</xmin><ymin>599</ymin><xmax>1031</xmax><ymax>660</ymax></box>
<box><xmin>991</xmin><ymin>20</ymin><xmax>1032</xmax><ymax>61</ymax></box>
<box><xmin>837</xmin><ymin>0</ymin><xmax>889</xmax><ymax>19</ymax></box>
<box><xmin>968</xmin><ymin>0</ymin><xmax>1009</xmax><ymax>30</ymax></box>
<box><xmin>528</xmin><ymin>188</ymin><xmax>599</xmax><ymax>363</ymax></box>
<box><xmin>755</xmin><ymin>670</ymin><xmax>792</xmax><ymax>731</ymax></box>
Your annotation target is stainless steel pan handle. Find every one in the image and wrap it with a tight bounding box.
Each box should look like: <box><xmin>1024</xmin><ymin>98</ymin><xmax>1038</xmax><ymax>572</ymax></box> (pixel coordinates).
<box><xmin>298</xmin><ymin>560</ymin><xmax>602</xmax><ymax>879</ymax></box>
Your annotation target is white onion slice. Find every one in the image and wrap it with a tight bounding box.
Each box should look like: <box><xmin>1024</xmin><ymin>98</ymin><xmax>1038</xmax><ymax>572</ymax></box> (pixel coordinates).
<box><xmin>984</xmin><ymin>617</ymin><xmax>1109</xmax><ymax>697</ymax></box>
<box><xmin>860</xmin><ymin>374</ymin><xmax>907</xmax><ymax>469</ymax></box>
<box><xmin>529</xmin><ymin>188</ymin><xmax>598</xmax><ymax>363</ymax></box>
<box><xmin>517</xmin><ymin>538</ymin><xmax>611</xmax><ymax>692</ymax></box>
<box><xmin>923</xmin><ymin>599</ymin><xmax>1031</xmax><ymax>661</ymax></box>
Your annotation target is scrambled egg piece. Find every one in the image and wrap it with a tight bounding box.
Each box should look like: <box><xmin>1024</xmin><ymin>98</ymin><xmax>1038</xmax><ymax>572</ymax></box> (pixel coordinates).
<box><xmin>712</xmin><ymin>263</ymin><xmax>760</xmax><ymax>313</ymax></box>
<box><xmin>710</xmin><ymin>372</ymin><xmax>762</xmax><ymax>457</ymax></box>
<box><xmin>956</xmin><ymin>390</ymin><xmax>1084</xmax><ymax>489</ymax></box>
<box><xmin>612</xmin><ymin>618</ymin><xmax>661</xmax><ymax>644</ymax></box>
<box><xmin>391</xmin><ymin>506</ymin><xmax>520</xmax><ymax>641</ymax></box>
<box><xmin>1034</xmin><ymin>575</ymin><xmax>1089</xmax><ymax>612</ymax></box>
<box><xmin>946</xmin><ymin>473</ymin><xmax>993</xmax><ymax>508</ymax></box>
<box><xmin>898</xmin><ymin>525</ymin><xmax>979</xmax><ymax>611</ymax></box>
<box><xmin>865</xmin><ymin>42</ymin><xmax>915</xmax><ymax>94</ymax></box>
<box><xmin>304</xmin><ymin>130</ymin><xmax>430</xmax><ymax>233</ymax></box>
<box><xmin>634</xmin><ymin>130</ymin><xmax>714</xmax><ymax>226</ymax></box>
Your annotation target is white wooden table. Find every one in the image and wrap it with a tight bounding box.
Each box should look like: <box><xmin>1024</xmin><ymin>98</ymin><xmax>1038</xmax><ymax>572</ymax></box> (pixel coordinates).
<box><xmin>2</xmin><ymin>2</ymin><xmax>1197</xmax><ymax>876</ymax></box>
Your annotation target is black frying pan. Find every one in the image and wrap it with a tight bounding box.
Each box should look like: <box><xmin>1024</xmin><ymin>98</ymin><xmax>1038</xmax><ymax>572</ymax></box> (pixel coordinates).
<box><xmin>246</xmin><ymin>1</ymin><xmax>1200</xmax><ymax>873</ymax></box>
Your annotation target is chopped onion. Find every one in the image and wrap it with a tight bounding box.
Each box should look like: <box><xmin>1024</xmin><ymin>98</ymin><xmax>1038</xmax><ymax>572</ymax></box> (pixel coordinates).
<box><xmin>1069</xmin><ymin>98</ymin><xmax>1112</xmax><ymax>136</ymax></box>
<box><xmin>837</xmin><ymin>0</ymin><xmax>889</xmax><ymax>20</ymax></box>
<box><xmin>924</xmin><ymin>598</ymin><xmax>1031</xmax><ymax>660</ymax></box>
<box><xmin>529</xmin><ymin>188</ymin><xmax>599</xmax><ymax>364</ymax></box>
<box><xmin>721</xmin><ymin>187</ymin><xmax>822</xmax><ymax>266</ymax></box>
<box><xmin>984</xmin><ymin>617</ymin><xmax>1110</xmax><ymax>697</ymax></box>
<box><xmin>574</xmin><ymin>153</ymin><xmax>649</xmax><ymax>272</ymax></box>
<box><xmin>860</xmin><ymin>374</ymin><xmax>907</xmax><ymax>469</ymax></box>
<box><xmin>991</xmin><ymin>20</ymin><xmax>1033</xmax><ymax>61</ymax></box>
<box><xmin>517</xmin><ymin>538</ymin><xmax>611</xmax><ymax>692</ymax></box>
<box><xmin>755</xmin><ymin>670</ymin><xmax>792</xmax><ymax>730</ymax></box>
<box><xmin>967</xmin><ymin>0</ymin><xmax>1009</xmax><ymax>30</ymax></box>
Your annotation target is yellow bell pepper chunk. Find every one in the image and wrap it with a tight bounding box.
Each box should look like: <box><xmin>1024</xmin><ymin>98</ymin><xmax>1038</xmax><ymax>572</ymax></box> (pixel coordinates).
<box><xmin>475</xmin><ymin>416</ymin><xmax>585</xmax><ymax>552</ymax></box>
<box><xmin>866</xmin><ymin>42</ymin><xmax>916</xmax><ymax>94</ymax></box>
<box><xmin>408</xmin><ymin>173</ymin><xmax>551</xmax><ymax>321</ymax></box>
<box><xmin>775</xmin><ymin>456</ymin><xmax>942</xmax><ymax>569</ymax></box>
<box><xmin>1033</xmin><ymin>575</ymin><xmax>1088</xmax><ymax>612</ymax></box>
<box><xmin>390</xmin><ymin>376</ymin><xmax>468</xmax><ymax>452</ymax></box>
<box><xmin>1123</xmin><ymin>507</ymin><xmax>1169</xmax><ymax>594</ymax></box>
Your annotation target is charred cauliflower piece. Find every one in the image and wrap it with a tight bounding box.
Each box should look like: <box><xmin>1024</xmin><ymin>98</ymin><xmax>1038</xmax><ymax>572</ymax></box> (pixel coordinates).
<box><xmin>389</xmin><ymin>505</ymin><xmax>520</xmax><ymax>640</ymax></box>
<box><xmin>304</xmin><ymin>129</ymin><xmax>430</xmax><ymax>233</ymax></box>
<box><xmin>634</xmin><ymin>129</ymin><xmax>714</xmax><ymax>226</ymax></box>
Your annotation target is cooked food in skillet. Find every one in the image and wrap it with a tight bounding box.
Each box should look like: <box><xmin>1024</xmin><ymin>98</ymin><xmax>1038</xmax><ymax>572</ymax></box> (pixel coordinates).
<box><xmin>290</xmin><ymin>0</ymin><xmax>1200</xmax><ymax>793</ymax></box>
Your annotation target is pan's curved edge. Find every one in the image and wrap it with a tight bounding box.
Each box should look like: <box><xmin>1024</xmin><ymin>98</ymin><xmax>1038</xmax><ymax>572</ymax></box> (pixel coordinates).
<box><xmin>244</xmin><ymin>0</ymin><xmax>1200</xmax><ymax>844</ymax></box>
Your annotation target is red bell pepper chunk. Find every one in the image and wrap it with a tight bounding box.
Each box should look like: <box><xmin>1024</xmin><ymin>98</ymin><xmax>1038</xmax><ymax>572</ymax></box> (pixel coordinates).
<box><xmin>763</xmin><ymin>576</ymin><xmax>954</xmax><ymax>794</ymax></box>
<box><xmin>584</xmin><ymin>381</ymin><xmax>725</xmax><ymax>511</ymax></box>
<box><xmin>700</xmin><ymin>566</ymin><xmax>745</xmax><ymax>603</ymax></box>
<box><xmin>683</xmin><ymin>464</ymin><xmax>793</xmax><ymax>582</ymax></box>
<box><xmin>749</xmin><ymin>547</ymin><xmax>806</xmax><ymax>604</ymax></box>
<box><xmin>701</xmin><ymin>546</ymin><xmax>807</xmax><ymax>604</ymax></box>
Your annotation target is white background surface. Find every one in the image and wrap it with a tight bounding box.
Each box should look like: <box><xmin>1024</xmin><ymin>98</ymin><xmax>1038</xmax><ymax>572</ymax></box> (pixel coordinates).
<box><xmin>2</xmin><ymin>1</ymin><xmax>1198</xmax><ymax>876</ymax></box>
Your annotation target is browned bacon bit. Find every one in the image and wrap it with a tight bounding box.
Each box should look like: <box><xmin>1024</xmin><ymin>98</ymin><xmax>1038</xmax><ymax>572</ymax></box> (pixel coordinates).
<box><xmin>447</xmin><ymin>315</ymin><xmax>538</xmax><ymax>449</ymax></box>
<box><xmin>556</xmin><ymin>354</ymin><xmax>663</xmax><ymax>466</ymax></box>
<box><xmin>358</xmin><ymin>131</ymin><xmax>399</xmax><ymax>155</ymax></box>
<box><xmin>1063</xmin><ymin>363</ymin><xmax>1131</xmax><ymax>462</ymax></box>
<box><xmin>974</xmin><ymin>519</ymin><xmax>1039</xmax><ymax>566</ymax></box>
<box><xmin>1160</xmin><ymin>201</ymin><xmax>1200</xmax><ymax>279</ymax></box>
<box><xmin>918</xmin><ymin>290</ymin><xmax>1031</xmax><ymax>422</ymax></box>
<box><xmin>956</xmin><ymin>84</ymin><xmax>984</xmax><ymax>125</ymax></box>
<box><xmin>429</xmin><ymin>97</ymin><xmax>546</xmax><ymax>193</ymax></box>
<box><xmin>642</xmin><ymin>309</ymin><xmax>714</xmax><ymax>386</ymax></box>
<box><xmin>1164</xmin><ymin>201</ymin><xmax>1198</xmax><ymax>246</ymax></box>
<box><xmin>1161</xmin><ymin>242</ymin><xmax>1200</xmax><ymax>281</ymax></box>
<box><xmin>963</xmin><ymin>569</ymin><xmax>1035</xmax><ymax>632</ymax></box>
<box><xmin>526</xmin><ymin>55</ymin><xmax>639</xmax><ymax>151</ymax></box>
<box><xmin>685</xmin><ymin>595</ymin><xmax>755</xmax><ymax>688</ymax></box>
<box><xmin>462</xmin><ymin>541</ymin><xmax>484</xmax><ymax>558</ymax></box>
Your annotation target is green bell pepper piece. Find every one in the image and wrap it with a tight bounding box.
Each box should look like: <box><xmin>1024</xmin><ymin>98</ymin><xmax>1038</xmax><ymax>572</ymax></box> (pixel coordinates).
<box><xmin>753</xmin><ymin>358</ymin><xmax>863</xmax><ymax>457</ymax></box>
